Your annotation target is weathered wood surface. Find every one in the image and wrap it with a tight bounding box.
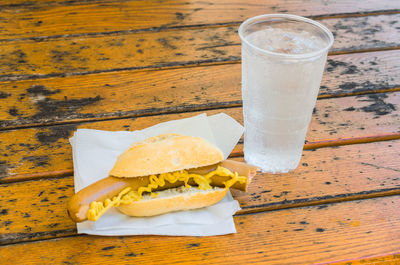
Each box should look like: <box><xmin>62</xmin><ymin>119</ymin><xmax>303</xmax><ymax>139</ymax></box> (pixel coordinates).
<box><xmin>1</xmin><ymin>89</ymin><xmax>400</xmax><ymax>182</ymax></box>
<box><xmin>0</xmin><ymin>49</ymin><xmax>398</xmax><ymax>129</ymax></box>
<box><xmin>2</xmin><ymin>0</ymin><xmax>399</xmax><ymax>263</ymax></box>
<box><xmin>331</xmin><ymin>255</ymin><xmax>400</xmax><ymax>265</ymax></box>
<box><xmin>1</xmin><ymin>140</ymin><xmax>399</xmax><ymax>245</ymax></box>
<box><xmin>331</xmin><ymin>253</ymin><xmax>400</xmax><ymax>265</ymax></box>
<box><xmin>1</xmin><ymin>14</ymin><xmax>399</xmax><ymax>82</ymax></box>
<box><xmin>2</xmin><ymin>195</ymin><xmax>400</xmax><ymax>264</ymax></box>
<box><xmin>1</xmin><ymin>0</ymin><xmax>399</xmax><ymax>40</ymax></box>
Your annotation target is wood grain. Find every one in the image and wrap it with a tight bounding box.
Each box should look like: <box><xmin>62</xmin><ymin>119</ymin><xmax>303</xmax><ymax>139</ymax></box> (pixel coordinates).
<box><xmin>0</xmin><ymin>49</ymin><xmax>398</xmax><ymax>129</ymax></box>
<box><xmin>330</xmin><ymin>253</ymin><xmax>400</xmax><ymax>265</ymax></box>
<box><xmin>2</xmin><ymin>0</ymin><xmax>399</xmax><ymax>263</ymax></box>
<box><xmin>1</xmin><ymin>88</ymin><xmax>399</xmax><ymax>182</ymax></box>
<box><xmin>1</xmin><ymin>0</ymin><xmax>127</xmax><ymax>5</ymax></box>
<box><xmin>2</xmin><ymin>195</ymin><xmax>400</xmax><ymax>264</ymax></box>
<box><xmin>1</xmin><ymin>14</ymin><xmax>399</xmax><ymax>81</ymax></box>
<box><xmin>1</xmin><ymin>0</ymin><xmax>400</xmax><ymax>40</ymax></box>
<box><xmin>1</xmin><ymin>140</ymin><xmax>400</xmax><ymax>244</ymax></box>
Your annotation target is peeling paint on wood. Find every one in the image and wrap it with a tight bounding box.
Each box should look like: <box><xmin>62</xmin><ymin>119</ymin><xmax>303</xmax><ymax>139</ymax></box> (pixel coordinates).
<box><xmin>358</xmin><ymin>94</ymin><xmax>397</xmax><ymax>117</ymax></box>
<box><xmin>1</xmin><ymin>90</ymin><xmax>400</xmax><ymax>180</ymax></box>
<box><xmin>1</xmin><ymin>1</ymin><xmax>400</xmax><ymax>263</ymax></box>
<box><xmin>1</xmin><ymin>195</ymin><xmax>400</xmax><ymax>264</ymax></box>
<box><xmin>1</xmin><ymin>140</ymin><xmax>400</xmax><ymax>244</ymax></box>
<box><xmin>0</xmin><ymin>50</ymin><xmax>398</xmax><ymax>129</ymax></box>
<box><xmin>0</xmin><ymin>0</ymin><xmax>399</xmax><ymax>40</ymax></box>
<box><xmin>0</xmin><ymin>14</ymin><xmax>399</xmax><ymax>81</ymax></box>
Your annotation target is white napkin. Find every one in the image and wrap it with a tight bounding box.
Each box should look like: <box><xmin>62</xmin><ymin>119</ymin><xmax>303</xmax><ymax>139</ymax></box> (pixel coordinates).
<box><xmin>70</xmin><ymin>113</ymin><xmax>244</xmax><ymax>236</ymax></box>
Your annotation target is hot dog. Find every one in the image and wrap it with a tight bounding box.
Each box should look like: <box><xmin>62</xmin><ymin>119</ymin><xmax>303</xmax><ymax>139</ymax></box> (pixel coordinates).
<box><xmin>67</xmin><ymin>134</ymin><xmax>258</xmax><ymax>222</ymax></box>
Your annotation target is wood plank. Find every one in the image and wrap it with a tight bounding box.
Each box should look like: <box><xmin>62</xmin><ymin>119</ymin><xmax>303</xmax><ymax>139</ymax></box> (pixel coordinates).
<box><xmin>331</xmin><ymin>253</ymin><xmax>400</xmax><ymax>265</ymax></box>
<box><xmin>1</xmin><ymin>14</ymin><xmax>399</xmax><ymax>81</ymax></box>
<box><xmin>1</xmin><ymin>88</ymin><xmax>400</xmax><ymax>181</ymax></box>
<box><xmin>0</xmin><ymin>0</ymin><xmax>126</xmax><ymax>5</ymax></box>
<box><xmin>2</xmin><ymin>195</ymin><xmax>400</xmax><ymax>264</ymax></box>
<box><xmin>1</xmin><ymin>0</ymin><xmax>399</xmax><ymax>40</ymax></box>
<box><xmin>0</xmin><ymin>49</ymin><xmax>398</xmax><ymax>129</ymax></box>
<box><xmin>1</xmin><ymin>140</ymin><xmax>400</xmax><ymax>244</ymax></box>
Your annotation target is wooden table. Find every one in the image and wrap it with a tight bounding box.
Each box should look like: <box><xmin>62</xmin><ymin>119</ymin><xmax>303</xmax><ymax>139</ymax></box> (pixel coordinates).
<box><xmin>1</xmin><ymin>1</ymin><xmax>400</xmax><ymax>264</ymax></box>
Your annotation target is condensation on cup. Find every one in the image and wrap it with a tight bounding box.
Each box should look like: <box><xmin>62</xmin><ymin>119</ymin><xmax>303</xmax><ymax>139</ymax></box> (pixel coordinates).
<box><xmin>238</xmin><ymin>14</ymin><xmax>334</xmax><ymax>173</ymax></box>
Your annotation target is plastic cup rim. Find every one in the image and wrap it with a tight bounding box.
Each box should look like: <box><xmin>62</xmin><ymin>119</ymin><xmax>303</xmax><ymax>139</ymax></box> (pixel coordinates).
<box><xmin>238</xmin><ymin>14</ymin><xmax>334</xmax><ymax>59</ymax></box>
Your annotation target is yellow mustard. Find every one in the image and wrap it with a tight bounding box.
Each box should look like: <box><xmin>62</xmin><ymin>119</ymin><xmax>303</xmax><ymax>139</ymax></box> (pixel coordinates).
<box><xmin>87</xmin><ymin>166</ymin><xmax>246</xmax><ymax>221</ymax></box>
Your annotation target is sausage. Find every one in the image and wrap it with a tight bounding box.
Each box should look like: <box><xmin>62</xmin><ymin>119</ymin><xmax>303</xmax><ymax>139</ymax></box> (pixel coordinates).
<box><xmin>67</xmin><ymin>160</ymin><xmax>258</xmax><ymax>222</ymax></box>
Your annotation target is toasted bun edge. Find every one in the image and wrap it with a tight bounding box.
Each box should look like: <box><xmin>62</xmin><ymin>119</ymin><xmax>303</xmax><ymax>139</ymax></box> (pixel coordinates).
<box><xmin>110</xmin><ymin>134</ymin><xmax>224</xmax><ymax>178</ymax></box>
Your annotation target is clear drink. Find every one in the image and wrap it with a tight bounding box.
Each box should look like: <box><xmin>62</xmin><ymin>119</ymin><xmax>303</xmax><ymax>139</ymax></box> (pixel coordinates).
<box><xmin>239</xmin><ymin>14</ymin><xmax>334</xmax><ymax>173</ymax></box>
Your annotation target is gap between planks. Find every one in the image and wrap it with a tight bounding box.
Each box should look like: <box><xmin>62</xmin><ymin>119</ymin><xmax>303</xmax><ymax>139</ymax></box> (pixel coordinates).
<box><xmin>1</xmin><ymin>12</ymin><xmax>400</xmax><ymax>82</ymax></box>
<box><xmin>0</xmin><ymin>85</ymin><xmax>399</xmax><ymax>132</ymax></box>
<box><xmin>3</xmin><ymin>132</ymin><xmax>400</xmax><ymax>184</ymax></box>
<box><xmin>2</xmin><ymin>46</ymin><xmax>400</xmax><ymax>82</ymax></box>
<box><xmin>239</xmin><ymin>187</ymin><xmax>400</xmax><ymax>215</ymax></box>
<box><xmin>2</xmin><ymin>140</ymin><xmax>400</xmax><ymax>246</ymax></box>
<box><xmin>0</xmin><ymin>9</ymin><xmax>399</xmax><ymax>43</ymax></box>
<box><xmin>2</xmin><ymin>191</ymin><xmax>400</xmax><ymax>249</ymax></box>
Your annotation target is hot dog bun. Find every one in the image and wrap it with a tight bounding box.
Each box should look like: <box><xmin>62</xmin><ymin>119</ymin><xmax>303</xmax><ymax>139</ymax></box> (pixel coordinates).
<box><xmin>109</xmin><ymin>133</ymin><xmax>224</xmax><ymax>178</ymax></box>
<box><xmin>68</xmin><ymin>134</ymin><xmax>257</xmax><ymax>221</ymax></box>
<box><xmin>117</xmin><ymin>187</ymin><xmax>228</xmax><ymax>217</ymax></box>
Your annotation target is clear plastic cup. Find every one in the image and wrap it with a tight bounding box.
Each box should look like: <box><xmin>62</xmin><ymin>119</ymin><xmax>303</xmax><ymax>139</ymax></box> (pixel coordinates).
<box><xmin>239</xmin><ymin>14</ymin><xmax>334</xmax><ymax>173</ymax></box>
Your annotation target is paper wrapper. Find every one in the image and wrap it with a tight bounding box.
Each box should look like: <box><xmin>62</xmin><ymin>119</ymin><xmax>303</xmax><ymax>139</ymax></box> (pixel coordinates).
<box><xmin>70</xmin><ymin>113</ymin><xmax>244</xmax><ymax>236</ymax></box>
